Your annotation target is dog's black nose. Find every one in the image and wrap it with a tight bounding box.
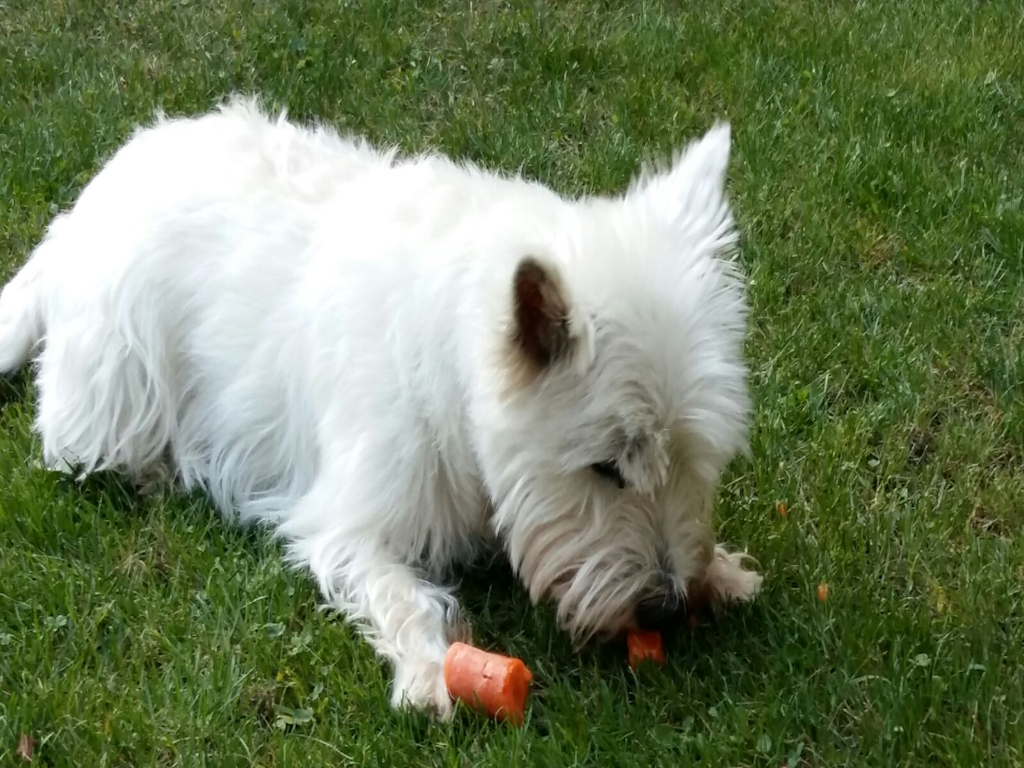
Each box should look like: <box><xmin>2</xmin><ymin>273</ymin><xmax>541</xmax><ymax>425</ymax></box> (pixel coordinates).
<box><xmin>635</xmin><ymin>588</ymin><xmax>682</xmax><ymax>631</ymax></box>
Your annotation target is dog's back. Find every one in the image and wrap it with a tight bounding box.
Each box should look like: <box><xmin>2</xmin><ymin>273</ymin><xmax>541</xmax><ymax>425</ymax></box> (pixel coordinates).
<box><xmin>0</xmin><ymin>99</ymin><xmax>396</xmax><ymax>508</ymax></box>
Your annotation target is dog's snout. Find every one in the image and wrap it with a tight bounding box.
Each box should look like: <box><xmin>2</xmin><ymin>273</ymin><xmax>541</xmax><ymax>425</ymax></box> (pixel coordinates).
<box><xmin>635</xmin><ymin>582</ymin><xmax>683</xmax><ymax>631</ymax></box>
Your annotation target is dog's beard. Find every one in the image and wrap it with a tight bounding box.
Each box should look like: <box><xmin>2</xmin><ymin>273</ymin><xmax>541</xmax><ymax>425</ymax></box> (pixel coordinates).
<box><xmin>496</xmin><ymin>476</ymin><xmax>665</xmax><ymax>642</ymax></box>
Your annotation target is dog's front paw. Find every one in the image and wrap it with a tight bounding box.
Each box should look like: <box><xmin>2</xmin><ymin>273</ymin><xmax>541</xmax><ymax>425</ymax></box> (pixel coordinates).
<box><xmin>391</xmin><ymin>655</ymin><xmax>453</xmax><ymax>720</ymax></box>
<box><xmin>704</xmin><ymin>545</ymin><xmax>763</xmax><ymax>604</ymax></box>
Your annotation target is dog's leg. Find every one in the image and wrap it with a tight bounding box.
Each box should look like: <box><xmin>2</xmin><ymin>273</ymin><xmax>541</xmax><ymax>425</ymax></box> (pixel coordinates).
<box><xmin>347</xmin><ymin>551</ymin><xmax>464</xmax><ymax>718</ymax></box>
<box><xmin>700</xmin><ymin>544</ymin><xmax>762</xmax><ymax>604</ymax></box>
<box><xmin>288</xmin><ymin>528</ymin><xmax>466</xmax><ymax>719</ymax></box>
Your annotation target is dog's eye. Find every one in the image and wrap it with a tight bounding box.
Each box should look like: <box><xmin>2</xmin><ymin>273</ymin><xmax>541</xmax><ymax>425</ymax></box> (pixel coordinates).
<box><xmin>590</xmin><ymin>460</ymin><xmax>626</xmax><ymax>489</ymax></box>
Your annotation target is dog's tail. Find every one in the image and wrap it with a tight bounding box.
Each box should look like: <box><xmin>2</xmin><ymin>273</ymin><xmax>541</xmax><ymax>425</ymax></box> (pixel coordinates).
<box><xmin>0</xmin><ymin>232</ymin><xmax>54</xmax><ymax>374</ymax></box>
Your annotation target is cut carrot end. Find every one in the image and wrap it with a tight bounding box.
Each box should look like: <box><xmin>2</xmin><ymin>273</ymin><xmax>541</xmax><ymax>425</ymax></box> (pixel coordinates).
<box><xmin>444</xmin><ymin>642</ymin><xmax>533</xmax><ymax>725</ymax></box>
<box><xmin>627</xmin><ymin>630</ymin><xmax>666</xmax><ymax>669</ymax></box>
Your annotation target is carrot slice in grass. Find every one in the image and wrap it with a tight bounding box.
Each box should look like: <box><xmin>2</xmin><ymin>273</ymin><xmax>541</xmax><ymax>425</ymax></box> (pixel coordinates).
<box><xmin>627</xmin><ymin>630</ymin><xmax>666</xmax><ymax>669</ymax></box>
<box><xmin>444</xmin><ymin>642</ymin><xmax>533</xmax><ymax>725</ymax></box>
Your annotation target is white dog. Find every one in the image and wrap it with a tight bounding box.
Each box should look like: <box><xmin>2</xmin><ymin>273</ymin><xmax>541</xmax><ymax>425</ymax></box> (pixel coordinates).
<box><xmin>0</xmin><ymin>97</ymin><xmax>761</xmax><ymax>718</ymax></box>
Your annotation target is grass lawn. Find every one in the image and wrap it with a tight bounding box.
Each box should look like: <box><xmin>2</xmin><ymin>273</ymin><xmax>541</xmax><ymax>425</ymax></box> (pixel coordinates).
<box><xmin>2</xmin><ymin>0</ymin><xmax>1023</xmax><ymax>765</ymax></box>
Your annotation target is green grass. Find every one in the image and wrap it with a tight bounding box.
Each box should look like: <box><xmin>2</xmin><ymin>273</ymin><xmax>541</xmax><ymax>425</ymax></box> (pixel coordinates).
<box><xmin>2</xmin><ymin>0</ymin><xmax>1023</xmax><ymax>764</ymax></box>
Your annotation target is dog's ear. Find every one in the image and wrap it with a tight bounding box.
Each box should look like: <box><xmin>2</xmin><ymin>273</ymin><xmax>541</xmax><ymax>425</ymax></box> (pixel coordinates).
<box><xmin>634</xmin><ymin>122</ymin><xmax>733</xmax><ymax>232</ymax></box>
<box><xmin>511</xmin><ymin>257</ymin><xmax>575</xmax><ymax>371</ymax></box>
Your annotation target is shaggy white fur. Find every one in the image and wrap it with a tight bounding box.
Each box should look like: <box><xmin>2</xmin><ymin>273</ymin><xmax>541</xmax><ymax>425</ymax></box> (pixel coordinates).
<box><xmin>0</xmin><ymin>97</ymin><xmax>761</xmax><ymax>717</ymax></box>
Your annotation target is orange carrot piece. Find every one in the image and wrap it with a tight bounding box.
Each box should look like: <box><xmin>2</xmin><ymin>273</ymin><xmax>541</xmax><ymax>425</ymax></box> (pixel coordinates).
<box><xmin>627</xmin><ymin>630</ymin><xmax>666</xmax><ymax>669</ymax></box>
<box><xmin>444</xmin><ymin>642</ymin><xmax>533</xmax><ymax>725</ymax></box>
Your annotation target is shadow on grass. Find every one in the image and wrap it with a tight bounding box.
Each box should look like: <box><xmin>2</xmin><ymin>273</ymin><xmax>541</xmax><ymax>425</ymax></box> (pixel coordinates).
<box><xmin>46</xmin><ymin>464</ymin><xmax>279</xmax><ymax>565</ymax></box>
<box><xmin>0</xmin><ymin>367</ymin><xmax>31</xmax><ymax>409</ymax></box>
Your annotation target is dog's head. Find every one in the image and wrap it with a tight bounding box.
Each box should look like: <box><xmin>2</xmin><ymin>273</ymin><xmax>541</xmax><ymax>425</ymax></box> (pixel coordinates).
<box><xmin>471</xmin><ymin>124</ymin><xmax>749</xmax><ymax>641</ymax></box>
